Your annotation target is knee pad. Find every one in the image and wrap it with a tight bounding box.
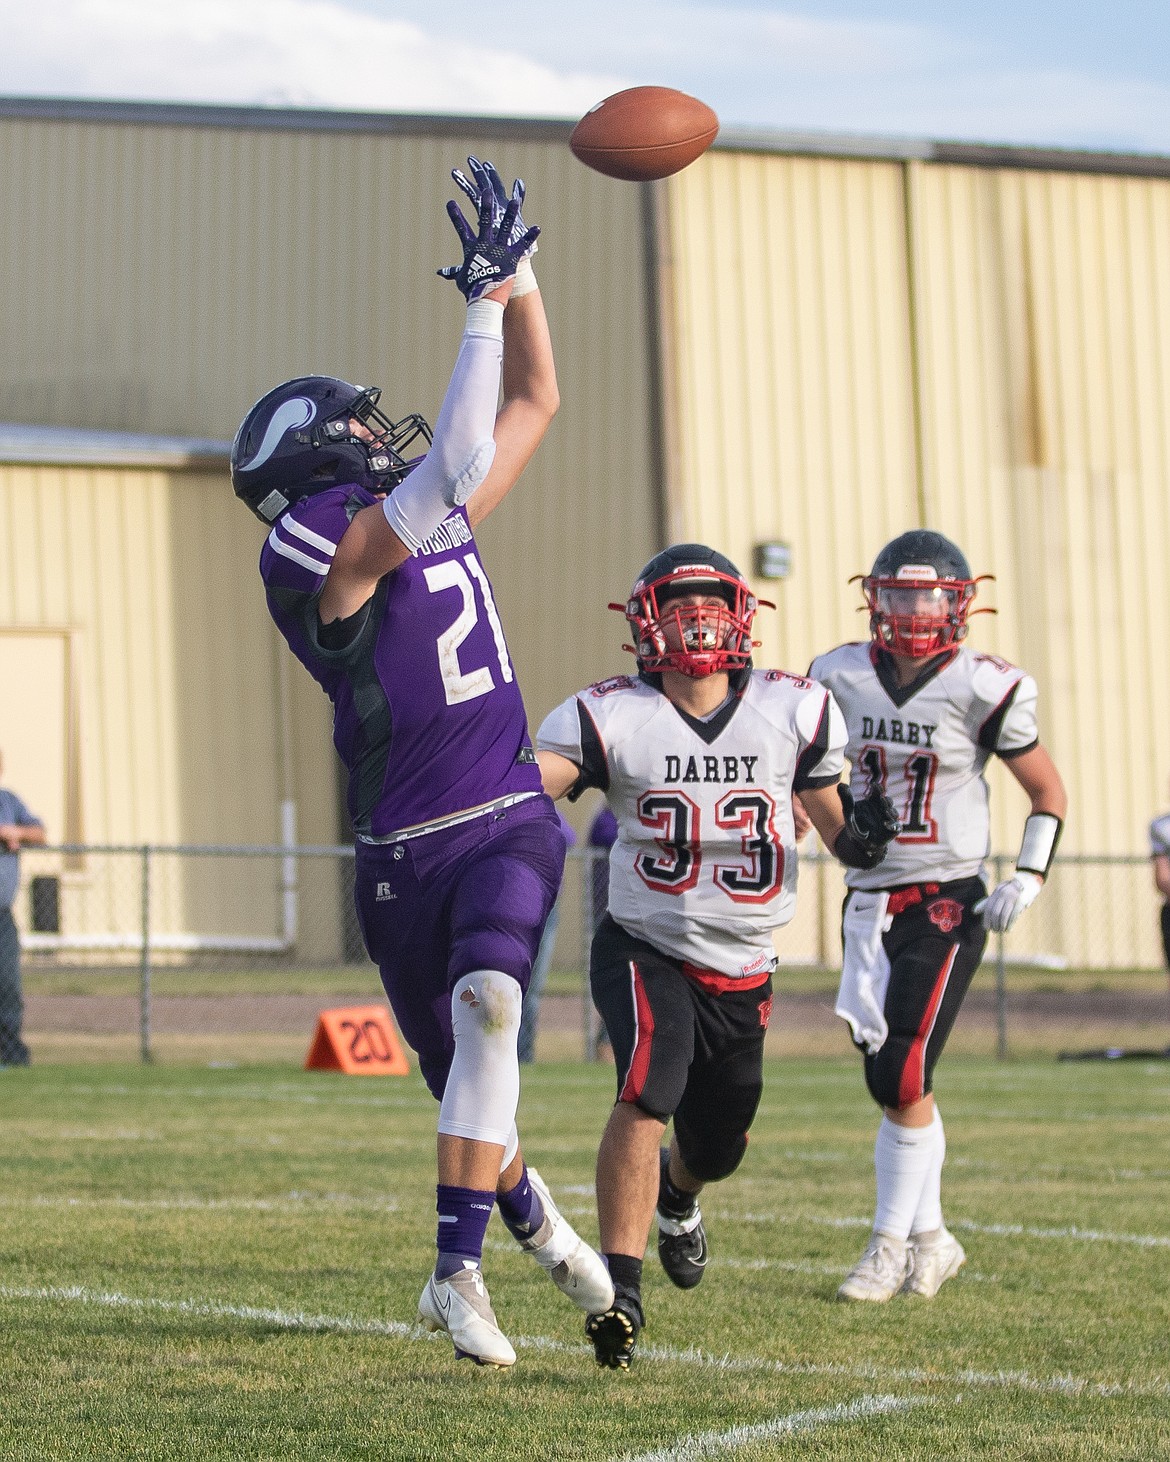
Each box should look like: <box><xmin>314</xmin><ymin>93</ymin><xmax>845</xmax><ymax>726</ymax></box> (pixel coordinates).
<box><xmin>500</xmin><ymin>1123</ymin><xmax>519</xmax><ymax>1173</ymax></box>
<box><xmin>438</xmin><ymin>971</ymin><xmax>522</xmax><ymax>1147</ymax></box>
<box><xmin>679</xmin><ymin>1132</ymin><xmax>748</xmax><ymax>1184</ymax></box>
<box><xmin>864</xmin><ymin>1041</ymin><xmax>916</xmax><ymax>1111</ymax></box>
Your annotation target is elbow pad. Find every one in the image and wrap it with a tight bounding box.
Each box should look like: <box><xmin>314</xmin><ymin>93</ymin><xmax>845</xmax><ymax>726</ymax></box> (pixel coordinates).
<box><xmin>382</xmin><ymin>438</ymin><xmax>496</xmax><ymax>552</ymax></box>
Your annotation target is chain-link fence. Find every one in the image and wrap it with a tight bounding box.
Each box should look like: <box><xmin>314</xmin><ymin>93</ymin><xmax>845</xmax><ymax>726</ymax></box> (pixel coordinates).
<box><xmin>9</xmin><ymin>844</ymin><xmax>1170</xmax><ymax>1065</ymax></box>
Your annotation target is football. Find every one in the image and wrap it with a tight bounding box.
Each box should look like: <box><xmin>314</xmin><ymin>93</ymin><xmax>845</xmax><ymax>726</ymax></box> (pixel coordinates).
<box><xmin>569</xmin><ymin>86</ymin><xmax>719</xmax><ymax>182</ymax></box>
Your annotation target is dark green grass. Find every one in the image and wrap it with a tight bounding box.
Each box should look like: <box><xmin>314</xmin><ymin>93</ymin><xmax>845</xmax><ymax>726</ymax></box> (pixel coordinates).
<box><xmin>0</xmin><ymin>1057</ymin><xmax>1166</xmax><ymax>1459</ymax></box>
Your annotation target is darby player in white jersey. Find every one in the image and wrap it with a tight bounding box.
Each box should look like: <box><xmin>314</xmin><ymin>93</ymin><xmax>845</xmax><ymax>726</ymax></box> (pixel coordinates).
<box><xmin>537</xmin><ymin>544</ymin><xmax>899</xmax><ymax>1368</ymax></box>
<box><xmin>808</xmin><ymin>529</ymin><xmax>1067</xmax><ymax>1303</ymax></box>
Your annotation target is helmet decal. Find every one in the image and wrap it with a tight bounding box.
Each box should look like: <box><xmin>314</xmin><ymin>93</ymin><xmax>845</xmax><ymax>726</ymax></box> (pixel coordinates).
<box><xmin>230</xmin><ymin>375</ymin><xmax>433</xmax><ymax>524</ymax></box>
<box><xmin>238</xmin><ymin>396</ymin><xmax>316</xmax><ymax>473</ymax></box>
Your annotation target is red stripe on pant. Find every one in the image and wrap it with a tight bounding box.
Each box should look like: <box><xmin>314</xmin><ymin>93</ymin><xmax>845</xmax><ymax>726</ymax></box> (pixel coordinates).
<box><xmin>619</xmin><ymin>960</ymin><xmax>655</xmax><ymax>1103</ymax></box>
<box><xmin>898</xmin><ymin>944</ymin><xmax>959</xmax><ymax>1108</ymax></box>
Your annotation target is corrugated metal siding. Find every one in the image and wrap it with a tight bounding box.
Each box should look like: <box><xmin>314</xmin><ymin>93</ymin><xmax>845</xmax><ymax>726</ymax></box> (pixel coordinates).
<box><xmin>665</xmin><ymin>150</ymin><xmax>1170</xmax><ymax>967</ymax></box>
<box><xmin>905</xmin><ymin>164</ymin><xmax>1170</xmax><ymax>966</ymax></box>
<box><xmin>0</xmin><ymin>112</ymin><xmax>659</xmax><ymax>806</ymax></box>
<box><xmin>0</xmin><ymin>462</ymin><xmax>342</xmax><ymax>949</ymax></box>
<box><xmin>664</xmin><ymin>152</ymin><xmax>921</xmax><ymax>681</ymax></box>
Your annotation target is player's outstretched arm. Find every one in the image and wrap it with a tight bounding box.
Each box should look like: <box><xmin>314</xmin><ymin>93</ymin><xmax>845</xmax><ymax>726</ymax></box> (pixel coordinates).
<box><xmin>536</xmin><ymin>750</ymin><xmax>581</xmax><ymax>801</ymax></box>
<box><xmin>319</xmin><ymin>160</ymin><xmax>534</xmax><ymax>623</ymax></box>
<box><xmin>467</xmin><ymin>286</ymin><xmax>558</xmax><ymax>528</ymax></box>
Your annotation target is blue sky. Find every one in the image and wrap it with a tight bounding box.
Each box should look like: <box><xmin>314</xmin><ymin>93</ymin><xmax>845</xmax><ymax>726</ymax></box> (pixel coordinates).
<box><xmin>4</xmin><ymin>0</ymin><xmax>1169</xmax><ymax>153</ymax></box>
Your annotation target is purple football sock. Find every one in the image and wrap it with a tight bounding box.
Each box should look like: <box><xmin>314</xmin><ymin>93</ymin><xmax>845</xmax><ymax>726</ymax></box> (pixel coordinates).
<box><xmin>434</xmin><ymin>1184</ymin><xmax>495</xmax><ymax>1281</ymax></box>
<box><xmin>496</xmin><ymin>1163</ymin><xmax>547</xmax><ymax>1241</ymax></box>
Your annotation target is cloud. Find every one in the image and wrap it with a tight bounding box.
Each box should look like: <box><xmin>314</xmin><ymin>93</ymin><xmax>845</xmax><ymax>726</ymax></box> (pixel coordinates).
<box><xmin>0</xmin><ymin>0</ymin><xmax>627</xmax><ymax>115</ymax></box>
<box><xmin>1</xmin><ymin>0</ymin><xmax>1167</xmax><ymax>153</ymax></box>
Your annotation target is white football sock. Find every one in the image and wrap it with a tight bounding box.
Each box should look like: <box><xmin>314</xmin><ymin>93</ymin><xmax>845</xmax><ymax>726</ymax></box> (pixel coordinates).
<box><xmin>872</xmin><ymin>1114</ymin><xmax>937</xmax><ymax>1242</ymax></box>
<box><xmin>910</xmin><ymin>1108</ymin><xmax>946</xmax><ymax>1236</ymax></box>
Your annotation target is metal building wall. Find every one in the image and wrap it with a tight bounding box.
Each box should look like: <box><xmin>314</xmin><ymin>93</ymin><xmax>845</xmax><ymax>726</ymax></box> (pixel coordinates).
<box><xmin>0</xmin><ymin>103</ymin><xmax>661</xmax><ymax>845</ymax></box>
<box><xmin>662</xmin><ymin>151</ymin><xmax>920</xmax><ymax>671</ymax></box>
<box><xmin>663</xmin><ymin>145</ymin><xmax>1170</xmax><ymax>967</ymax></box>
<box><xmin>905</xmin><ymin>162</ymin><xmax>1170</xmax><ymax>966</ymax></box>
<box><xmin>0</xmin><ymin>457</ymin><xmax>345</xmax><ymax>953</ymax></box>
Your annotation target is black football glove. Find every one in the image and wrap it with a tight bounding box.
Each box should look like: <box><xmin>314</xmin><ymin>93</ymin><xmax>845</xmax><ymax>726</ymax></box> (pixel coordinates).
<box><xmin>834</xmin><ymin>784</ymin><xmax>900</xmax><ymax>870</ymax></box>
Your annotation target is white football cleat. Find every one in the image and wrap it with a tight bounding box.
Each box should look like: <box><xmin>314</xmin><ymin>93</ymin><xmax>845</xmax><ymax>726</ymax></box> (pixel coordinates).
<box><xmin>837</xmin><ymin>1231</ymin><xmax>910</xmax><ymax>1302</ymax></box>
<box><xmin>902</xmin><ymin>1227</ymin><xmax>966</xmax><ymax>1298</ymax></box>
<box><xmin>417</xmin><ymin>1267</ymin><xmax>516</xmax><ymax>1368</ymax></box>
<box><xmin>518</xmin><ymin>1168</ymin><xmax>615</xmax><ymax>1314</ymax></box>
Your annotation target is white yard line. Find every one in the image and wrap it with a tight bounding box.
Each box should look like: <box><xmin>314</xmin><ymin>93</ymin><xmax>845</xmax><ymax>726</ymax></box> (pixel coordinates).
<box><xmin>612</xmin><ymin>1395</ymin><xmax>927</xmax><ymax>1462</ymax></box>
<box><xmin>5</xmin><ymin>1183</ymin><xmax>1165</xmax><ymax>1251</ymax></box>
<box><xmin>0</xmin><ymin>1193</ymin><xmax>399</xmax><ymax>1214</ymax></box>
<box><xmin>1</xmin><ymin>1283</ymin><xmax>1166</xmax><ymax>1401</ymax></box>
<box><xmin>721</xmin><ymin>1211</ymin><xmax>1170</xmax><ymax>1249</ymax></box>
<box><xmin>5</xmin><ymin>1187</ymin><xmax>1165</xmax><ymax>1251</ymax></box>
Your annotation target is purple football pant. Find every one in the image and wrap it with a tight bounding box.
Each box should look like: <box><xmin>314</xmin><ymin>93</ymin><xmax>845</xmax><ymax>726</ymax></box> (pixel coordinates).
<box><xmin>354</xmin><ymin>795</ymin><xmax>566</xmax><ymax>1100</ymax></box>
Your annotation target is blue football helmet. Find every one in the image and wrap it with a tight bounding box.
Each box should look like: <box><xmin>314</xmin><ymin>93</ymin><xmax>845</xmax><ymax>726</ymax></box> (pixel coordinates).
<box><xmin>231</xmin><ymin>375</ymin><xmax>431</xmax><ymax>523</ymax></box>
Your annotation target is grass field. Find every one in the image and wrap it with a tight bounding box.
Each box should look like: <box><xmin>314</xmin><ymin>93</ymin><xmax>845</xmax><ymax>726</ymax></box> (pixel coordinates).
<box><xmin>0</xmin><ymin>1055</ymin><xmax>1167</xmax><ymax>1460</ymax></box>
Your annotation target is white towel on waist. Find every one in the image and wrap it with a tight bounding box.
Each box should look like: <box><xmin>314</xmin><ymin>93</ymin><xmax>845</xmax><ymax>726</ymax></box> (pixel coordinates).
<box><xmin>835</xmin><ymin>890</ymin><xmax>893</xmax><ymax>1055</ymax></box>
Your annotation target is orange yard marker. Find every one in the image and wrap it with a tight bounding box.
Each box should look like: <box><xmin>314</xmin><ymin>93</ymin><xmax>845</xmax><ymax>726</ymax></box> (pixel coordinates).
<box><xmin>304</xmin><ymin>1005</ymin><xmax>410</xmax><ymax>1076</ymax></box>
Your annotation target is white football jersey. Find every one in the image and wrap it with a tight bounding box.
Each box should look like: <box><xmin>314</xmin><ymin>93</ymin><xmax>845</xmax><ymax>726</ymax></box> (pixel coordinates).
<box><xmin>537</xmin><ymin>671</ymin><xmax>846</xmax><ymax>977</ymax></box>
<box><xmin>808</xmin><ymin>642</ymin><xmax>1039</xmax><ymax>890</ymax></box>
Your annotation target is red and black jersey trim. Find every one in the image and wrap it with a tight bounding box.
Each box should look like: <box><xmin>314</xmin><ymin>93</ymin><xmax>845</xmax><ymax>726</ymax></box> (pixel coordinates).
<box><xmin>978</xmin><ymin>679</ymin><xmax>1027</xmax><ymax>753</ymax></box>
<box><xmin>793</xmin><ymin>690</ymin><xmax>835</xmax><ymax>793</ymax></box>
<box><xmin>566</xmin><ymin>698</ymin><xmax>610</xmax><ymax>801</ymax></box>
<box><xmin>872</xmin><ymin>645</ymin><xmax>958</xmax><ymax>708</ymax></box>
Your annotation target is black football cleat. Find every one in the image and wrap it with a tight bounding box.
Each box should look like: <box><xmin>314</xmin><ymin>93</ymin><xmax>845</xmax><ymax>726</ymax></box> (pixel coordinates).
<box><xmin>585</xmin><ymin>1289</ymin><xmax>644</xmax><ymax>1371</ymax></box>
<box><xmin>656</xmin><ymin>1150</ymin><xmax>709</xmax><ymax>1290</ymax></box>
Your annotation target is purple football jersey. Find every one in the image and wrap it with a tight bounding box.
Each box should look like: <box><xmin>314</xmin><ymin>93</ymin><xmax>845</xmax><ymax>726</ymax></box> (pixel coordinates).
<box><xmin>260</xmin><ymin>487</ymin><xmax>542</xmax><ymax>837</ymax></box>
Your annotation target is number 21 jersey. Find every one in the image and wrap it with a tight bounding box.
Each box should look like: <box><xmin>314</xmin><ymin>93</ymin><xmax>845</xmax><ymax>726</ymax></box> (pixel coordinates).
<box><xmin>808</xmin><ymin>642</ymin><xmax>1039</xmax><ymax>891</ymax></box>
<box><xmin>261</xmin><ymin>490</ymin><xmax>541</xmax><ymax>839</ymax></box>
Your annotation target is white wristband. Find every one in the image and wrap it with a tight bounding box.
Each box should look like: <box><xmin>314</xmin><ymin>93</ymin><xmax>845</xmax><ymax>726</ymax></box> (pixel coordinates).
<box><xmin>465</xmin><ymin>298</ymin><xmax>505</xmax><ymax>337</ymax></box>
<box><xmin>1017</xmin><ymin>812</ymin><xmax>1062</xmax><ymax>877</ymax></box>
<box><xmin>510</xmin><ymin>257</ymin><xmax>539</xmax><ymax>297</ymax></box>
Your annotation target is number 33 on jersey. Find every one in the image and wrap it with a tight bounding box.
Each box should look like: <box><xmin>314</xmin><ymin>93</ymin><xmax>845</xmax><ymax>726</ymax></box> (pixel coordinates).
<box><xmin>537</xmin><ymin>671</ymin><xmax>847</xmax><ymax>978</ymax></box>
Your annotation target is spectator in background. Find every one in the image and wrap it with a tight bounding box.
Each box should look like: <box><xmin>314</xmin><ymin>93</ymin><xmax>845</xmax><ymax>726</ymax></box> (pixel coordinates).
<box><xmin>518</xmin><ymin>812</ymin><xmax>576</xmax><ymax>1063</ymax></box>
<box><xmin>0</xmin><ymin>752</ymin><xmax>46</xmax><ymax>1067</ymax></box>
<box><xmin>1148</xmin><ymin>801</ymin><xmax>1170</xmax><ymax>987</ymax></box>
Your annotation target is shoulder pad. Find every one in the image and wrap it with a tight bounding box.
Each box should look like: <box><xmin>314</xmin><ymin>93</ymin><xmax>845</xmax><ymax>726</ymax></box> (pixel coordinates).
<box><xmin>585</xmin><ymin>675</ymin><xmax>639</xmax><ymax>698</ymax></box>
<box><xmin>763</xmin><ymin>668</ymin><xmax>815</xmax><ymax>691</ymax></box>
<box><xmin>968</xmin><ymin>650</ymin><xmax>1025</xmax><ymax>703</ymax></box>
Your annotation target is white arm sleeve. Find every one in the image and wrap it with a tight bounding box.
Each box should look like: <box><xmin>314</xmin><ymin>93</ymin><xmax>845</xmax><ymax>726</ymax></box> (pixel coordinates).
<box><xmin>382</xmin><ymin>299</ymin><xmax>503</xmax><ymax>553</ymax></box>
